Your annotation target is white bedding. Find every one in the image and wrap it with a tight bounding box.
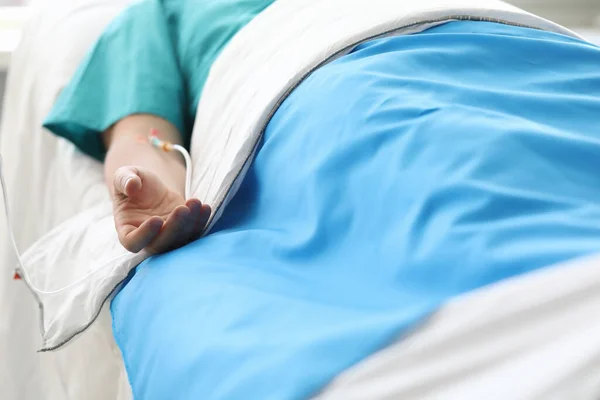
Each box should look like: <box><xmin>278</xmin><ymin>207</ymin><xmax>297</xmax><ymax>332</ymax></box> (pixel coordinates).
<box><xmin>1</xmin><ymin>0</ymin><xmax>599</xmax><ymax>399</ymax></box>
<box><xmin>318</xmin><ymin>254</ymin><xmax>600</xmax><ymax>399</ymax></box>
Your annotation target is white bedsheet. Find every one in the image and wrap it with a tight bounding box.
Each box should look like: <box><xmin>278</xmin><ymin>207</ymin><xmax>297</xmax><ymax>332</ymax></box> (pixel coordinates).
<box><xmin>318</xmin><ymin>254</ymin><xmax>600</xmax><ymax>399</ymax></box>
<box><xmin>1</xmin><ymin>0</ymin><xmax>599</xmax><ymax>398</ymax></box>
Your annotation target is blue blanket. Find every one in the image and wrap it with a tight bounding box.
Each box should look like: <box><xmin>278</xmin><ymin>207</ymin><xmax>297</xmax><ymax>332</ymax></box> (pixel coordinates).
<box><xmin>111</xmin><ymin>22</ymin><xmax>600</xmax><ymax>399</ymax></box>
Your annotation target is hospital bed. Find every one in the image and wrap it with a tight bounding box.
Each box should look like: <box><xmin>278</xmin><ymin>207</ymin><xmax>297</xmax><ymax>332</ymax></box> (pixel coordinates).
<box><xmin>1</xmin><ymin>0</ymin><xmax>600</xmax><ymax>399</ymax></box>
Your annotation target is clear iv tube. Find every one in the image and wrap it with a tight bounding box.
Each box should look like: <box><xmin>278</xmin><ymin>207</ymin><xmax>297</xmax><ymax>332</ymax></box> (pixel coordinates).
<box><xmin>174</xmin><ymin>144</ymin><xmax>193</xmax><ymax>200</ymax></box>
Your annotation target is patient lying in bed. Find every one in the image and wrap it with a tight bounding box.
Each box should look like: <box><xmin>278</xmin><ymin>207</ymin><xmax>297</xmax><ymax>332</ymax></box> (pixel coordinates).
<box><xmin>43</xmin><ymin>0</ymin><xmax>600</xmax><ymax>398</ymax></box>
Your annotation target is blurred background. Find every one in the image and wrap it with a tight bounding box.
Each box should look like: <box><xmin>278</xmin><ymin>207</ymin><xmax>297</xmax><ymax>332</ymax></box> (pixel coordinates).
<box><xmin>1</xmin><ymin>0</ymin><xmax>600</xmax><ymax>118</ymax></box>
<box><xmin>1</xmin><ymin>1</ymin><xmax>28</xmax><ymax>116</ymax></box>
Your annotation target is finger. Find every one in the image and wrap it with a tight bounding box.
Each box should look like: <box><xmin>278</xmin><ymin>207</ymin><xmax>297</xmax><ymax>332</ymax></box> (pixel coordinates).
<box><xmin>186</xmin><ymin>200</ymin><xmax>211</xmax><ymax>241</ymax></box>
<box><xmin>113</xmin><ymin>166</ymin><xmax>142</xmax><ymax>198</ymax></box>
<box><xmin>146</xmin><ymin>205</ymin><xmax>193</xmax><ymax>254</ymax></box>
<box><xmin>174</xmin><ymin>204</ymin><xmax>197</xmax><ymax>247</ymax></box>
<box><xmin>185</xmin><ymin>198</ymin><xmax>203</xmax><ymax>241</ymax></box>
<box><xmin>185</xmin><ymin>198</ymin><xmax>203</xmax><ymax>211</ymax></box>
<box><xmin>197</xmin><ymin>204</ymin><xmax>212</xmax><ymax>236</ymax></box>
<box><xmin>183</xmin><ymin>199</ymin><xmax>210</xmax><ymax>240</ymax></box>
<box><xmin>118</xmin><ymin>216</ymin><xmax>164</xmax><ymax>253</ymax></box>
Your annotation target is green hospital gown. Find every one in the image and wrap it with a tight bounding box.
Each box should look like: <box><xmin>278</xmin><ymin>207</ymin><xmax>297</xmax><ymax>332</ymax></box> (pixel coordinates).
<box><xmin>43</xmin><ymin>0</ymin><xmax>275</xmax><ymax>161</ymax></box>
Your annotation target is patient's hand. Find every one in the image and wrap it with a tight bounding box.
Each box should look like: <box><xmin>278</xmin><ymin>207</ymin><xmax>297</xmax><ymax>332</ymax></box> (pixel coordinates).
<box><xmin>111</xmin><ymin>166</ymin><xmax>211</xmax><ymax>254</ymax></box>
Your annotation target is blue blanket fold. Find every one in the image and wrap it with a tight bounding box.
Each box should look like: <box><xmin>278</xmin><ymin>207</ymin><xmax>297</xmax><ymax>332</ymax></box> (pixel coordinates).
<box><xmin>112</xmin><ymin>22</ymin><xmax>600</xmax><ymax>399</ymax></box>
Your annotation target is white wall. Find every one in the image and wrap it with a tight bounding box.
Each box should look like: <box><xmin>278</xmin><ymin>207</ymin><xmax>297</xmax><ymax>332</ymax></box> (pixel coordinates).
<box><xmin>510</xmin><ymin>0</ymin><xmax>600</xmax><ymax>27</ymax></box>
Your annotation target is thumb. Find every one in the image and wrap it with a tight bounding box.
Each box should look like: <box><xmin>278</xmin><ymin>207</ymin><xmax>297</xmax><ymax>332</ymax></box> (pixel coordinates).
<box><xmin>113</xmin><ymin>166</ymin><xmax>142</xmax><ymax>198</ymax></box>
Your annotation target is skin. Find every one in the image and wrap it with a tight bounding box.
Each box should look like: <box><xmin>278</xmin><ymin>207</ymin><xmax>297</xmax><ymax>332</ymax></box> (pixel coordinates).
<box><xmin>103</xmin><ymin>114</ymin><xmax>211</xmax><ymax>254</ymax></box>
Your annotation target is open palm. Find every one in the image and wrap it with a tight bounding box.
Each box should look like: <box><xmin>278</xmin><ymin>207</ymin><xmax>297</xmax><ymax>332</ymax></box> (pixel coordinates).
<box><xmin>112</xmin><ymin>166</ymin><xmax>211</xmax><ymax>254</ymax></box>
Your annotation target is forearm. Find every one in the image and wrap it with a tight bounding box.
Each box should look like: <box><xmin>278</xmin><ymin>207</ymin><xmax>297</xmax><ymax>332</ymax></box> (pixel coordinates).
<box><xmin>103</xmin><ymin>114</ymin><xmax>186</xmax><ymax>196</ymax></box>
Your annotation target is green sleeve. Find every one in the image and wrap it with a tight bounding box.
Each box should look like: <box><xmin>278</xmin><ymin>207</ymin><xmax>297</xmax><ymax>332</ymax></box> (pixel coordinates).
<box><xmin>43</xmin><ymin>0</ymin><xmax>187</xmax><ymax>162</ymax></box>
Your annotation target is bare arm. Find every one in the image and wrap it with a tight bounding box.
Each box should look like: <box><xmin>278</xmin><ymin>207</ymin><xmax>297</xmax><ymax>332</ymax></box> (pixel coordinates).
<box><xmin>103</xmin><ymin>114</ymin><xmax>210</xmax><ymax>254</ymax></box>
<box><xmin>103</xmin><ymin>114</ymin><xmax>186</xmax><ymax>196</ymax></box>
